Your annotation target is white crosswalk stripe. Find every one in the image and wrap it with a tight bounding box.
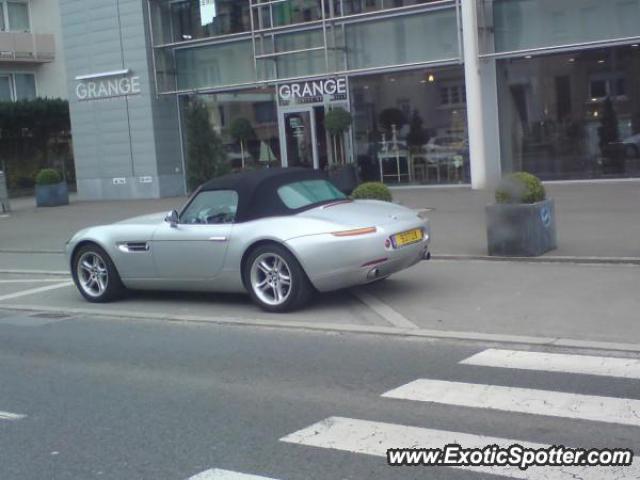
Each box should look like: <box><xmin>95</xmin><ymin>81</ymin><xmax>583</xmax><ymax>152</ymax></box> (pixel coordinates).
<box><xmin>460</xmin><ymin>349</ymin><xmax>640</xmax><ymax>380</ymax></box>
<box><xmin>382</xmin><ymin>379</ymin><xmax>640</xmax><ymax>427</ymax></box>
<box><xmin>281</xmin><ymin>416</ymin><xmax>640</xmax><ymax>480</ymax></box>
<box><xmin>188</xmin><ymin>469</ymin><xmax>280</xmax><ymax>480</ymax></box>
<box><xmin>0</xmin><ymin>410</ymin><xmax>26</xmax><ymax>421</ymax></box>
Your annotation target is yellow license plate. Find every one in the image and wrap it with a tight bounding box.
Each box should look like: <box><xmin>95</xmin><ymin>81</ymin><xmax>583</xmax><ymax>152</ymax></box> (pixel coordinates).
<box><xmin>393</xmin><ymin>228</ymin><xmax>424</xmax><ymax>248</ymax></box>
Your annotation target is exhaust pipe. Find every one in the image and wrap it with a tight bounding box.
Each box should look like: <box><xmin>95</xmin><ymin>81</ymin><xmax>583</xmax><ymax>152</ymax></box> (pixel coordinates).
<box><xmin>367</xmin><ymin>268</ymin><xmax>380</xmax><ymax>279</ymax></box>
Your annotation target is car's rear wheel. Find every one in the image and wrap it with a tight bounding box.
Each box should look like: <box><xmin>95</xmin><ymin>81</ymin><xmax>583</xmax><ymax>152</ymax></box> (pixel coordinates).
<box><xmin>245</xmin><ymin>244</ymin><xmax>312</xmax><ymax>313</ymax></box>
<box><xmin>72</xmin><ymin>244</ymin><xmax>124</xmax><ymax>303</ymax></box>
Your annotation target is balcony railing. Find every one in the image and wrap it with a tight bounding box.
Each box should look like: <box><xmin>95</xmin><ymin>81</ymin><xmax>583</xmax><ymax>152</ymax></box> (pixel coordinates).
<box><xmin>0</xmin><ymin>32</ymin><xmax>55</xmax><ymax>63</ymax></box>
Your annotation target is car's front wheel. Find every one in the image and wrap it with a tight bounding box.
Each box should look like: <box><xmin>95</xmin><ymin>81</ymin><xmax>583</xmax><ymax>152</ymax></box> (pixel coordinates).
<box><xmin>245</xmin><ymin>244</ymin><xmax>312</xmax><ymax>313</ymax></box>
<box><xmin>72</xmin><ymin>244</ymin><xmax>125</xmax><ymax>303</ymax></box>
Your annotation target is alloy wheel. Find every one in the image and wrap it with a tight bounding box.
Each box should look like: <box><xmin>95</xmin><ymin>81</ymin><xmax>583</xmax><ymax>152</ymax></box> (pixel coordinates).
<box><xmin>76</xmin><ymin>251</ymin><xmax>109</xmax><ymax>298</ymax></box>
<box><xmin>250</xmin><ymin>253</ymin><xmax>292</xmax><ymax>306</ymax></box>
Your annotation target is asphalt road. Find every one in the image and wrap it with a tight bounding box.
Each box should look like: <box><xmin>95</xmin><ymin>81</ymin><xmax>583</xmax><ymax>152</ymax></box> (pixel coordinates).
<box><xmin>1</xmin><ymin>310</ymin><xmax>639</xmax><ymax>480</ymax></box>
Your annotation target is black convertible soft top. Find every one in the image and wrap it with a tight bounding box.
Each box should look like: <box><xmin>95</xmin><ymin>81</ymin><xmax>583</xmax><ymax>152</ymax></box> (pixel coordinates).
<box><xmin>198</xmin><ymin>167</ymin><xmax>332</xmax><ymax>222</ymax></box>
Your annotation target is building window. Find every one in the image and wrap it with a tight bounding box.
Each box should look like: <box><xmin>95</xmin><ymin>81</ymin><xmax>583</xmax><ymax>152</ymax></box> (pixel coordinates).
<box><xmin>0</xmin><ymin>1</ymin><xmax>30</xmax><ymax>32</ymax></box>
<box><xmin>497</xmin><ymin>45</ymin><xmax>640</xmax><ymax>181</ymax></box>
<box><xmin>440</xmin><ymin>84</ymin><xmax>466</xmax><ymax>107</ymax></box>
<box><xmin>0</xmin><ymin>73</ymin><xmax>36</xmax><ymax>101</ymax></box>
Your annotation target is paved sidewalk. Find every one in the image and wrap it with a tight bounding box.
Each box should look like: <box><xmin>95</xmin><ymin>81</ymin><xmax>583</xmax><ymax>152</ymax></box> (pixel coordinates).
<box><xmin>1</xmin><ymin>180</ymin><xmax>639</xmax><ymax>259</ymax></box>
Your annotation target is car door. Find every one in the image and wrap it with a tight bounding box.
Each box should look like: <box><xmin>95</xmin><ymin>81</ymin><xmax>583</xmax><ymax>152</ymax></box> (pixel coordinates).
<box><xmin>151</xmin><ymin>190</ymin><xmax>238</xmax><ymax>282</ymax></box>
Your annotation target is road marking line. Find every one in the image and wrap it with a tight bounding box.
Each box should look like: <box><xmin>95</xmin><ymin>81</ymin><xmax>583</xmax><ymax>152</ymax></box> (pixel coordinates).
<box><xmin>0</xmin><ymin>282</ymin><xmax>73</xmax><ymax>302</ymax></box>
<box><xmin>461</xmin><ymin>349</ymin><xmax>640</xmax><ymax>380</ymax></box>
<box><xmin>0</xmin><ymin>411</ymin><xmax>26</xmax><ymax>421</ymax></box>
<box><xmin>382</xmin><ymin>379</ymin><xmax>640</xmax><ymax>427</ymax></box>
<box><xmin>0</xmin><ymin>269</ymin><xmax>68</xmax><ymax>276</ymax></box>
<box><xmin>281</xmin><ymin>417</ymin><xmax>640</xmax><ymax>480</ymax></box>
<box><xmin>352</xmin><ymin>288</ymin><xmax>419</xmax><ymax>329</ymax></box>
<box><xmin>0</xmin><ymin>279</ymin><xmax>73</xmax><ymax>284</ymax></box>
<box><xmin>188</xmin><ymin>469</ymin><xmax>279</xmax><ymax>480</ymax></box>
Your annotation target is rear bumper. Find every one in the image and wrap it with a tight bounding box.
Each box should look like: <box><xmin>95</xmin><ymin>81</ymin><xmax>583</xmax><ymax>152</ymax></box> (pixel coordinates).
<box><xmin>286</xmin><ymin>224</ymin><xmax>430</xmax><ymax>293</ymax></box>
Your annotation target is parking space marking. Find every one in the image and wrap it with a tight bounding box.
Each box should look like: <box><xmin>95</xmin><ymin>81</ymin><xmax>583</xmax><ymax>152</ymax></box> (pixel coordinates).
<box><xmin>461</xmin><ymin>349</ymin><xmax>640</xmax><ymax>380</ymax></box>
<box><xmin>0</xmin><ymin>269</ymin><xmax>68</xmax><ymax>276</ymax></box>
<box><xmin>0</xmin><ymin>279</ymin><xmax>73</xmax><ymax>284</ymax></box>
<box><xmin>188</xmin><ymin>469</ymin><xmax>280</xmax><ymax>480</ymax></box>
<box><xmin>352</xmin><ymin>288</ymin><xmax>418</xmax><ymax>330</ymax></box>
<box><xmin>0</xmin><ymin>282</ymin><xmax>73</xmax><ymax>302</ymax></box>
<box><xmin>0</xmin><ymin>411</ymin><xmax>26</xmax><ymax>421</ymax></box>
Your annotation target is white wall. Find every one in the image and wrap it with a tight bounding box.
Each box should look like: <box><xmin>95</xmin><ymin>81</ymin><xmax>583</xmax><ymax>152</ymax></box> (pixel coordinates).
<box><xmin>28</xmin><ymin>0</ymin><xmax>68</xmax><ymax>99</ymax></box>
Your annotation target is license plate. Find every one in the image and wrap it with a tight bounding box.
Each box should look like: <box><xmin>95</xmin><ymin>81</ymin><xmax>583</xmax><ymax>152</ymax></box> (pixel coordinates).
<box><xmin>392</xmin><ymin>228</ymin><xmax>423</xmax><ymax>248</ymax></box>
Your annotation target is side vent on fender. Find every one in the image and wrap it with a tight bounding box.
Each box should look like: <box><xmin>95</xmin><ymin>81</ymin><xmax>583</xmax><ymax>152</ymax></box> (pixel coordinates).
<box><xmin>117</xmin><ymin>242</ymin><xmax>150</xmax><ymax>253</ymax></box>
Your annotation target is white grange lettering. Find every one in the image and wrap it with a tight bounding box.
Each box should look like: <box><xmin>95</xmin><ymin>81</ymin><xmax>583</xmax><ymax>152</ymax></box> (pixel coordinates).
<box><xmin>76</xmin><ymin>76</ymin><xmax>142</xmax><ymax>101</ymax></box>
<box><xmin>278</xmin><ymin>77</ymin><xmax>347</xmax><ymax>103</ymax></box>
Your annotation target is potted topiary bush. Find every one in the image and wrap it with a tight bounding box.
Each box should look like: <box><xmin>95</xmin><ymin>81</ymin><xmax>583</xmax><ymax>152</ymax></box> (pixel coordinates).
<box><xmin>351</xmin><ymin>182</ymin><xmax>393</xmax><ymax>202</ymax></box>
<box><xmin>229</xmin><ymin>117</ymin><xmax>255</xmax><ymax>170</ymax></box>
<box><xmin>486</xmin><ymin>172</ymin><xmax>556</xmax><ymax>256</ymax></box>
<box><xmin>35</xmin><ymin>168</ymin><xmax>69</xmax><ymax>207</ymax></box>
<box><xmin>325</xmin><ymin>107</ymin><xmax>357</xmax><ymax>195</ymax></box>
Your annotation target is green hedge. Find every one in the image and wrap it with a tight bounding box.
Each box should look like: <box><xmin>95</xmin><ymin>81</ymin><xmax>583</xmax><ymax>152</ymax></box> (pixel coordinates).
<box><xmin>35</xmin><ymin>168</ymin><xmax>62</xmax><ymax>186</ymax></box>
<box><xmin>352</xmin><ymin>182</ymin><xmax>393</xmax><ymax>202</ymax></box>
<box><xmin>495</xmin><ymin>172</ymin><xmax>546</xmax><ymax>204</ymax></box>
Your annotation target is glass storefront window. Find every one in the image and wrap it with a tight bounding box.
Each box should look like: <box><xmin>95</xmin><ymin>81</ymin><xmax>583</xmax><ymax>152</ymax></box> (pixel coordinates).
<box><xmin>150</xmin><ymin>0</ymin><xmax>456</xmax><ymax>46</ymax></box>
<box><xmin>490</xmin><ymin>0</ymin><xmax>640</xmax><ymax>54</ymax></box>
<box><xmin>350</xmin><ymin>67</ymin><xmax>469</xmax><ymax>185</ymax></box>
<box><xmin>345</xmin><ymin>8</ymin><xmax>459</xmax><ymax>71</ymax></box>
<box><xmin>180</xmin><ymin>89</ymin><xmax>281</xmax><ymax>189</ymax></box>
<box><xmin>498</xmin><ymin>45</ymin><xmax>640</xmax><ymax>180</ymax></box>
<box><xmin>175</xmin><ymin>40</ymin><xmax>257</xmax><ymax>91</ymax></box>
<box><xmin>150</xmin><ymin>0</ymin><xmax>251</xmax><ymax>44</ymax></box>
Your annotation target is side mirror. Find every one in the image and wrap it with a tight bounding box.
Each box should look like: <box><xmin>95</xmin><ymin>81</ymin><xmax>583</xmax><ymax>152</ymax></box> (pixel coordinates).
<box><xmin>164</xmin><ymin>210</ymin><xmax>179</xmax><ymax>228</ymax></box>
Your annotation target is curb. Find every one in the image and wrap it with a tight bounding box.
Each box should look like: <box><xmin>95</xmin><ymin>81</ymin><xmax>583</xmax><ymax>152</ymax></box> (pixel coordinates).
<box><xmin>1</xmin><ymin>303</ymin><xmax>639</xmax><ymax>354</ymax></box>
<box><xmin>432</xmin><ymin>254</ymin><xmax>640</xmax><ymax>266</ymax></box>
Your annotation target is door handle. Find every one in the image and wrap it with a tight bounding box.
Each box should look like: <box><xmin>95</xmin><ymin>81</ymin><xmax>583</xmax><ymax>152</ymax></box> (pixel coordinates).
<box><xmin>209</xmin><ymin>236</ymin><xmax>228</xmax><ymax>242</ymax></box>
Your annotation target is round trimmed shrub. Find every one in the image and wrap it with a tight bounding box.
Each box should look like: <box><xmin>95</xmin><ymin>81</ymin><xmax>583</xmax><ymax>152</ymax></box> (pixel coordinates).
<box><xmin>495</xmin><ymin>172</ymin><xmax>546</xmax><ymax>204</ymax></box>
<box><xmin>352</xmin><ymin>182</ymin><xmax>393</xmax><ymax>202</ymax></box>
<box><xmin>35</xmin><ymin>169</ymin><xmax>62</xmax><ymax>186</ymax></box>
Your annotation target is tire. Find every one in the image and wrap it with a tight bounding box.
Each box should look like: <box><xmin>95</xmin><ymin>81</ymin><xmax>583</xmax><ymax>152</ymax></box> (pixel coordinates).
<box><xmin>244</xmin><ymin>243</ymin><xmax>313</xmax><ymax>313</ymax></box>
<box><xmin>71</xmin><ymin>244</ymin><xmax>125</xmax><ymax>303</ymax></box>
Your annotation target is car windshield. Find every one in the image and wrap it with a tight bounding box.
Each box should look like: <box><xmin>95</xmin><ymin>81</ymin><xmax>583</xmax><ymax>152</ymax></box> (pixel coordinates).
<box><xmin>278</xmin><ymin>180</ymin><xmax>346</xmax><ymax>210</ymax></box>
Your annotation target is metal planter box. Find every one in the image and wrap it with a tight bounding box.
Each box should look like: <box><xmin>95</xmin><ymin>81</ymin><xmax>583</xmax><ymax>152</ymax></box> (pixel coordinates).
<box><xmin>486</xmin><ymin>199</ymin><xmax>557</xmax><ymax>257</ymax></box>
<box><xmin>36</xmin><ymin>182</ymin><xmax>69</xmax><ymax>207</ymax></box>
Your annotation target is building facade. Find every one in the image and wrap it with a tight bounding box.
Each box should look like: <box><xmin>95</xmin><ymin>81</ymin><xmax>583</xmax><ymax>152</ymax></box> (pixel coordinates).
<box><xmin>0</xmin><ymin>0</ymin><xmax>66</xmax><ymax>101</ymax></box>
<box><xmin>58</xmin><ymin>0</ymin><xmax>640</xmax><ymax>200</ymax></box>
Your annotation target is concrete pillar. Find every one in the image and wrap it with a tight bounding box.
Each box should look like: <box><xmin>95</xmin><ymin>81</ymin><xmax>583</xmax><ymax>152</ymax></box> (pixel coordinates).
<box><xmin>461</xmin><ymin>0</ymin><xmax>502</xmax><ymax>189</ymax></box>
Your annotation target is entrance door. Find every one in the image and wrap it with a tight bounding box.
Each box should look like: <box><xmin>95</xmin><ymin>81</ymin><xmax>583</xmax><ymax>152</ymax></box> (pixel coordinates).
<box><xmin>280</xmin><ymin>108</ymin><xmax>318</xmax><ymax>169</ymax></box>
<box><xmin>278</xmin><ymin>104</ymin><xmax>350</xmax><ymax>170</ymax></box>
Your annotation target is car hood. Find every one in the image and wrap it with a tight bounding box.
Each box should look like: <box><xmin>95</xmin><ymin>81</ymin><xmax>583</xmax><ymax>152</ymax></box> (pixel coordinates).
<box><xmin>298</xmin><ymin>200</ymin><xmax>418</xmax><ymax>227</ymax></box>
<box><xmin>115</xmin><ymin>212</ymin><xmax>167</xmax><ymax>225</ymax></box>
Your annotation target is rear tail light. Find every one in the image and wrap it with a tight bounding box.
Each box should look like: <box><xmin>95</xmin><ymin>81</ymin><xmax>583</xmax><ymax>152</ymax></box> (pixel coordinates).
<box><xmin>331</xmin><ymin>227</ymin><xmax>377</xmax><ymax>237</ymax></box>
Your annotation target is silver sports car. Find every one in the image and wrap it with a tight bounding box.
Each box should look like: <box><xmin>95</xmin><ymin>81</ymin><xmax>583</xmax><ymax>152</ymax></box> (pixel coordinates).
<box><xmin>66</xmin><ymin>168</ymin><xmax>431</xmax><ymax>312</ymax></box>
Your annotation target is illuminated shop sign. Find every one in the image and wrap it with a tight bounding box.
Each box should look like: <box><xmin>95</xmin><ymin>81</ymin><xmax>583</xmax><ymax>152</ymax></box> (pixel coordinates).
<box><xmin>278</xmin><ymin>77</ymin><xmax>347</xmax><ymax>106</ymax></box>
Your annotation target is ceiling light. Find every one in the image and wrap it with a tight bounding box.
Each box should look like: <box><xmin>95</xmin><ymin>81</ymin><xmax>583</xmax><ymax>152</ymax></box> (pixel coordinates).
<box><xmin>568</xmin><ymin>58</ymin><xmax>575</xmax><ymax>63</ymax></box>
<box><xmin>598</xmin><ymin>59</ymin><xmax>606</xmax><ymax>64</ymax></box>
<box><xmin>428</xmin><ymin>74</ymin><xmax>435</xmax><ymax>83</ymax></box>
<box><xmin>525</xmin><ymin>55</ymin><xmax>532</xmax><ymax>59</ymax></box>
<box><xmin>632</xmin><ymin>44</ymin><xmax>639</xmax><ymax>48</ymax></box>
